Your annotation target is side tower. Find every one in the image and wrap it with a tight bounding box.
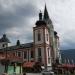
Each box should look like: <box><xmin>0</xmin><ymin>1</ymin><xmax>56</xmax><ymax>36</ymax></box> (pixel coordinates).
<box><xmin>54</xmin><ymin>31</ymin><xmax>61</xmax><ymax>64</ymax></box>
<box><xmin>33</xmin><ymin>12</ymin><xmax>52</xmax><ymax>70</ymax></box>
<box><xmin>0</xmin><ymin>34</ymin><xmax>10</xmax><ymax>49</ymax></box>
<box><xmin>43</xmin><ymin>5</ymin><xmax>56</xmax><ymax>63</ymax></box>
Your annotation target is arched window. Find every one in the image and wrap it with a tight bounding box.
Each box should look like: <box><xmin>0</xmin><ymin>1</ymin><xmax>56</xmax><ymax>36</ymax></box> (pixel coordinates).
<box><xmin>24</xmin><ymin>51</ymin><xmax>27</xmax><ymax>59</ymax></box>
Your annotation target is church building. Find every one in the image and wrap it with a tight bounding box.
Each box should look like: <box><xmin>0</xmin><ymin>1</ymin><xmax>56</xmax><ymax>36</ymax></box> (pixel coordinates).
<box><xmin>0</xmin><ymin>5</ymin><xmax>61</xmax><ymax>73</ymax></box>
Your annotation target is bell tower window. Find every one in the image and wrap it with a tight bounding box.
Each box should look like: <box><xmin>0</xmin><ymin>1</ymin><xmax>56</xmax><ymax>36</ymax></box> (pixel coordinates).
<box><xmin>38</xmin><ymin>32</ymin><xmax>41</xmax><ymax>41</ymax></box>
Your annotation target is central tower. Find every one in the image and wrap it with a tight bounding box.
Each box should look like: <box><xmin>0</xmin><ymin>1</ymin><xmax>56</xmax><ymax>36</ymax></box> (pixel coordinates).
<box><xmin>33</xmin><ymin>11</ymin><xmax>52</xmax><ymax>70</ymax></box>
<box><xmin>33</xmin><ymin>5</ymin><xmax>61</xmax><ymax>70</ymax></box>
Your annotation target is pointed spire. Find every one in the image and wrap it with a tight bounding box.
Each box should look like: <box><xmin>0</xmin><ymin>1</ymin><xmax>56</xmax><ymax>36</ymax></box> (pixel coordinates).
<box><xmin>43</xmin><ymin>4</ymin><xmax>52</xmax><ymax>24</ymax></box>
<box><xmin>43</xmin><ymin>4</ymin><xmax>49</xmax><ymax>21</ymax></box>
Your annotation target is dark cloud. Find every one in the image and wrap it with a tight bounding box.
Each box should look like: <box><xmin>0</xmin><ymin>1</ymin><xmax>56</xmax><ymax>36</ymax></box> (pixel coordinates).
<box><xmin>0</xmin><ymin>1</ymin><xmax>39</xmax><ymax>46</ymax></box>
<box><xmin>0</xmin><ymin>2</ymin><xmax>38</xmax><ymax>34</ymax></box>
<box><xmin>15</xmin><ymin>4</ymin><xmax>37</xmax><ymax>17</ymax></box>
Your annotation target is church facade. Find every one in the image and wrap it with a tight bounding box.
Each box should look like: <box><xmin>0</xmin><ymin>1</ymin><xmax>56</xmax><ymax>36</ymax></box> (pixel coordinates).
<box><xmin>0</xmin><ymin>5</ymin><xmax>61</xmax><ymax>71</ymax></box>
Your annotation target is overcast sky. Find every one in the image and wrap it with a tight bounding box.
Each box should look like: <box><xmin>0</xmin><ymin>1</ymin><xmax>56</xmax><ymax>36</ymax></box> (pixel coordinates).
<box><xmin>0</xmin><ymin>0</ymin><xmax>75</xmax><ymax>50</ymax></box>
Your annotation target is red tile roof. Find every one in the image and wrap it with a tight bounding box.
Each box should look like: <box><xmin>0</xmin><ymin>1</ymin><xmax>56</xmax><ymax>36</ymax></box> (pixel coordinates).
<box><xmin>0</xmin><ymin>53</ymin><xmax>22</xmax><ymax>62</ymax></box>
<box><xmin>23</xmin><ymin>62</ymin><xmax>35</xmax><ymax>68</ymax></box>
<box><xmin>57</xmin><ymin>64</ymin><xmax>75</xmax><ymax>69</ymax></box>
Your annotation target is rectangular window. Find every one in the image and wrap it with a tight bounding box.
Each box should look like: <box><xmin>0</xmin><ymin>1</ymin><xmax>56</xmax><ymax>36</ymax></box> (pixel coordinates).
<box><xmin>46</xmin><ymin>34</ymin><xmax>48</xmax><ymax>41</ymax></box>
<box><xmin>38</xmin><ymin>48</ymin><xmax>41</xmax><ymax>56</ymax></box>
<box><xmin>48</xmin><ymin>58</ymin><xmax>51</xmax><ymax>64</ymax></box>
<box><xmin>38</xmin><ymin>33</ymin><xmax>41</xmax><ymax>41</ymax></box>
<box><xmin>17</xmin><ymin>52</ymin><xmax>21</xmax><ymax>57</ymax></box>
<box><xmin>48</xmin><ymin>48</ymin><xmax>50</xmax><ymax>57</ymax></box>
<box><xmin>31</xmin><ymin>51</ymin><xmax>34</xmax><ymax>58</ymax></box>
<box><xmin>47</xmin><ymin>48</ymin><xmax>51</xmax><ymax>64</ymax></box>
<box><xmin>24</xmin><ymin>51</ymin><xmax>27</xmax><ymax>59</ymax></box>
<box><xmin>38</xmin><ymin>48</ymin><xmax>42</xmax><ymax>62</ymax></box>
<box><xmin>3</xmin><ymin>44</ymin><xmax>5</xmax><ymax>47</ymax></box>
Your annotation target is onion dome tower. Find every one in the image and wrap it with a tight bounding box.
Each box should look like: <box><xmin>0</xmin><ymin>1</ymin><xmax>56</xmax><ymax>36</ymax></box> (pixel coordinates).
<box><xmin>35</xmin><ymin>11</ymin><xmax>46</xmax><ymax>27</ymax></box>
<box><xmin>0</xmin><ymin>34</ymin><xmax>10</xmax><ymax>43</ymax></box>
<box><xmin>0</xmin><ymin>34</ymin><xmax>10</xmax><ymax>49</ymax></box>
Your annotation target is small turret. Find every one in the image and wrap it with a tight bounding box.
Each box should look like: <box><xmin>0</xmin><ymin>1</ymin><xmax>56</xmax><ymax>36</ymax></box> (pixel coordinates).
<box><xmin>0</xmin><ymin>34</ymin><xmax>10</xmax><ymax>43</ymax></box>
<box><xmin>54</xmin><ymin>31</ymin><xmax>57</xmax><ymax>36</ymax></box>
<box><xmin>16</xmin><ymin>40</ymin><xmax>20</xmax><ymax>46</ymax></box>
<box><xmin>35</xmin><ymin>11</ymin><xmax>46</xmax><ymax>27</ymax></box>
<box><xmin>39</xmin><ymin>11</ymin><xmax>42</xmax><ymax>20</ymax></box>
<box><xmin>0</xmin><ymin>34</ymin><xmax>10</xmax><ymax>49</ymax></box>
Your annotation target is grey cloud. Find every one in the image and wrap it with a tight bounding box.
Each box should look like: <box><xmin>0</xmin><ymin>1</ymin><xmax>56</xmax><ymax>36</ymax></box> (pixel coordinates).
<box><xmin>0</xmin><ymin>0</ymin><xmax>39</xmax><ymax>46</ymax></box>
<box><xmin>15</xmin><ymin>4</ymin><xmax>37</xmax><ymax>17</ymax></box>
<box><xmin>0</xmin><ymin>0</ymin><xmax>75</xmax><ymax>50</ymax></box>
<box><xmin>0</xmin><ymin>1</ymin><xmax>38</xmax><ymax>33</ymax></box>
<box><xmin>60</xmin><ymin>40</ymin><xmax>75</xmax><ymax>50</ymax></box>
